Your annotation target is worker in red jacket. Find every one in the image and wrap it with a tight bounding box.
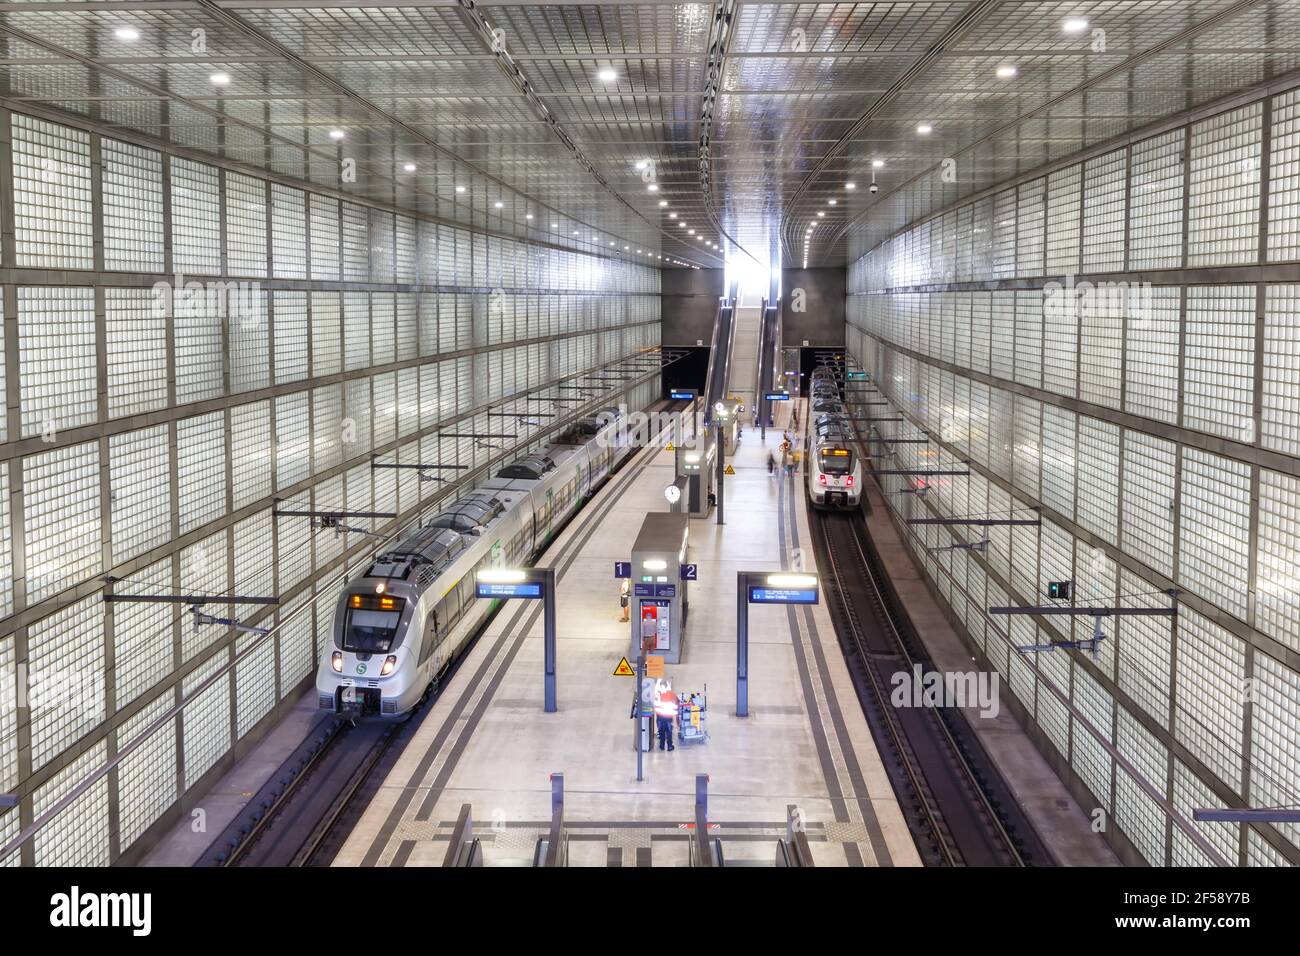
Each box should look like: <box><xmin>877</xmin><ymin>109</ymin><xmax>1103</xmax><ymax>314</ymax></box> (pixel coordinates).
<box><xmin>653</xmin><ymin>681</ymin><xmax>678</xmax><ymax>751</ymax></box>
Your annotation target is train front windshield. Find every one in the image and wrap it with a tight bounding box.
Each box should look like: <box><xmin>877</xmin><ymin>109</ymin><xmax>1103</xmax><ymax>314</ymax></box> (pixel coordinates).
<box><xmin>343</xmin><ymin>594</ymin><xmax>406</xmax><ymax>652</ymax></box>
<box><xmin>820</xmin><ymin>448</ymin><xmax>854</xmax><ymax>475</ymax></box>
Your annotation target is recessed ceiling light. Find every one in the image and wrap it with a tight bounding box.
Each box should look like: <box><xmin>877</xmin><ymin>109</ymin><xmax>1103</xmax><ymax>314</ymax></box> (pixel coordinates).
<box><xmin>679</xmin><ymin>222</ymin><xmax>686</xmax><ymax>228</ymax></box>
<box><xmin>624</xmin><ymin>245</ymin><xmax>630</xmax><ymax>249</ymax></box>
<box><xmin>845</xmin><ymin>182</ymin><xmax>856</xmax><ymax>190</ymax></box>
<box><xmin>552</xmin><ymin>223</ymin><xmax>559</xmax><ymax>229</ymax></box>
<box><xmin>573</xmin><ymin>230</ymin><xmax>580</xmax><ymax>235</ymax></box>
<box><xmin>209</xmin><ymin>72</ymin><xmax>230</xmax><ymax>86</ymax></box>
<box><xmin>688</xmin><ymin>229</ymin><xmax>695</xmax><ymax>234</ymax></box>
<box><xmin>634</xmin><ymin>159</ymin><xmax>648</xmax><ymax>170</ymax></box>
<box><xmin>115</xmin><ymin>27</ymin><xmax>140</xmax><ymax>42</ymax></box>
<box><xmin>828</xmin><ymin>199</ymin><xmax>837</xmax><ymax>205</ymax></box>
<box><xmin>494</xmin><ymin>201</ymin><xmax>504</xmax><ymax>209</ymax></box>
<box><xmin>597</xmin><ymin>68</ymin><xmax>618</xmax><ymax>83</ymax></box>
<box><xmin>996</xmin><ymin>64</ymin><xmax>1017</xmax><ymax>79</ymax></box>
<box><xmin>609</xmin><ymin>241</ymin><xmax>616</xmax><ymax>246</ymax></box>
<box><xmin>647</xmin><ymin>184</ymin><xmax>659</xmax><ymax>192</ymax></box>
<box><xmin>525</xmin><ymin>213</ymin><xmax>533</xmax><ymax>220</ymax></box>
<box><xmin>669</xmin><ymin>212</ymin><xmax>677</xmax><ymax>219</ymax></box>
<box><xmin>329</xmin><ymin>129</ymin><xmax>345</xmax><ymax>141</ymax></box>
<box><xmin>1062</xmin><ymin>17</ymin><xmax>1088</xmax><ymax>33</ymax></box>
<box><xmin>403</xmin><ymin>162</ymin><xmax>417</xmax><ymax>172</ymax></box>
<box><xmin>455</xmin><ymin>185</ymin><xmax>466</xmax><ymax>193</ymax></box>
<box><xmin>658</xmin><ymin>200</ymin><xmax>668</xmax><ymax>207</ymax></box>
<box><xmin>872</xmin><ymin>159</ymin><xmax>884</xmax><ymax>168</ymax></box>
<box><xmin>817</xmin><ymin>211</ymin><xmax>825</xmax><ymax>217</ymax></box>
<box><xmin>916</xmin><ymin>123</ymin><xmax>933</xmax><ymax>135</ymax></box>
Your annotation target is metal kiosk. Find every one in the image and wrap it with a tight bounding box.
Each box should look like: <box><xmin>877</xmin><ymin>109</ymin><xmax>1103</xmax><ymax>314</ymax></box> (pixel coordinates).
<box><xmin>674</xmin><ymin>431</ymin><xmax>717</xmax><ymax>517</ymax></box>
<box><xmin>628</xmin><ymin>513</ymin><xmax>690</xmax><ymax>665</ymax></box>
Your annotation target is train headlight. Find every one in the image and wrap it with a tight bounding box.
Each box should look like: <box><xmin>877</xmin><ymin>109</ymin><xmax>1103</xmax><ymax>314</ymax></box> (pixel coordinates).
<box><xmin>331</xmin><ymin>651</ymin><xmax>343</xmax><ymax>673</ymax></box>
<box><xmin>381</xmin><ymin>655</ymin><xmax>398</xmax><ymax>677</ymax></box>
<box><xmin>847</xmin><ymin>475</ymin><xmax>855</xmax><ymax>487</ymax></box>
<box><xmin>818</xmin><ymin>474</ymin><xmax>827</xmax><ymax>485</ymax></box>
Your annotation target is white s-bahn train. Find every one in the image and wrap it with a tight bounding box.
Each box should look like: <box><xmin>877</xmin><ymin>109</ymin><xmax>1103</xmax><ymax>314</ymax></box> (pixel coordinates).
<box><xmin>316</xmin><ymin>407</ymin><xmax>638</xmax><ymax>718</ymax></box>
<box><xmin>805</xmin><ymin>367</ymin><xmax>863</xmax><ymax>509</ymax></box>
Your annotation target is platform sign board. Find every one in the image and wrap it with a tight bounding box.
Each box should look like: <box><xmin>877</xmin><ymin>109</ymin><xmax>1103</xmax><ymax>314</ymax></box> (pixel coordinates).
<box><xmin>748</xmin><ymin>585</ymin><xmax>819</xmax><ymax>605</ymax></box>
<box><xmin>670</xmin><ymin>389</ymin><xmax>698</xmax><ymax>401</ymax></box>
<box><xmin>654</xmin><ymin>584</ymin><xmax>677</xmax><ymax>598</ymax></box>
<box><xmin>847</xmin><ymin>370</ymin><xmax>868</xmax><ymax>381</ymax></box>
<box><xmin>614</xmin><ymin>561</ymin><xmax>632</xmax><ymax>578</ymax></box>
<box><xmin>645</xmin><ymin>656</ymin><xmax>665</xmax><ymax>678</ymax></box>
<box><xmin>680</xmin><ymin>564</ymin><xmax>698</xmax><ymax>581</ymax></box>
<box><xmin>475</xmin><ymin>567</ymin><xmax>558</xmax><ymax>712</ymax></box>
<box><xmin>764</xmin><ymin>392</ymin><xmax>790</xmax><ymax>402</ymax></box>
<box><xmin>476</xmin><ymin>581</ymin><xmax>544</xmax><ymax>599</ymax></box>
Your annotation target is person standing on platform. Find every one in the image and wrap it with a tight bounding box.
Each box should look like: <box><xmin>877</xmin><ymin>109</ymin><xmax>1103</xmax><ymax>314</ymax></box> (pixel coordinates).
<box><xmin>767</xmin><ymin>451</ymin><xmax>776</xmax><ymax>475</ymax></box>
<box><xmin>619</xmin><ymin>577</ymin><xmax>630</xmax><ymax>623</ymax></box>
<box><xmin>654</xmin><ymin>681</ymin><xmax>678</xmax><ymax>751</ymax></box>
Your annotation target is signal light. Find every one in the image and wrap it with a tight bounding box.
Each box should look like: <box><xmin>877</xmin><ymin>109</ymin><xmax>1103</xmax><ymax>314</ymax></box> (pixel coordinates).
<box><xmin>818</xmin><ymin>474</ymin><xmax>827</xmax><ymax>486</ymax></box>
<box><xmin>847</xmin><ymin>475</ymin><xmax>855</xmax><ymax>487</ymax></box>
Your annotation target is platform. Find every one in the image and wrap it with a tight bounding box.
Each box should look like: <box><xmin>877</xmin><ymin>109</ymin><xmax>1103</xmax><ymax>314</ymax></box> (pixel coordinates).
<box><xmin>335</xmin><ymin>415</ymin><xmax>921</xmax><ymax>867</ymax></box>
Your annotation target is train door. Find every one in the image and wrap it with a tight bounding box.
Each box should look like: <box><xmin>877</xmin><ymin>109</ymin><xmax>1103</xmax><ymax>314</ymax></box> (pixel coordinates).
<box><xmin>545</xmin><ymin>488</ymin><xmax>554</xmax><ymax>540</ymax></box>
<box><xmin>422</xmin><ymin>610</ymin><xmax>441</xmax><ymax>675</ymax></box>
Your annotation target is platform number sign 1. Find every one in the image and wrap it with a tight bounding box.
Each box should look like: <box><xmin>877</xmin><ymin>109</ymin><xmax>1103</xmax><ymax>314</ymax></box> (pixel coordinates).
<box><xmin>614</xmin><ymin>562</ymin><xmax>632</xmax><ymax>579</ymax></box>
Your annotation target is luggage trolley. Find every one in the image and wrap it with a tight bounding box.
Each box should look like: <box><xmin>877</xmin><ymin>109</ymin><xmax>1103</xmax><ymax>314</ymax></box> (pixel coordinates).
<box><xmin>676</xmin><ymin>686</ymin><xmax>710</xmax><ymax>745</ymax></box>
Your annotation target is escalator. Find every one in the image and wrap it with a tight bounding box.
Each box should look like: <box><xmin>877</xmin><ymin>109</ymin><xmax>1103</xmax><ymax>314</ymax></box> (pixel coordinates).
<box><xmin>702</xmin><ymin>280</ymin><xmax>739</xmax><ymax>425</ymax></box>
<box><xmin>753</xmin><ymin>297</ymin><xmax>781</xmax><ymax>429</ymax></box>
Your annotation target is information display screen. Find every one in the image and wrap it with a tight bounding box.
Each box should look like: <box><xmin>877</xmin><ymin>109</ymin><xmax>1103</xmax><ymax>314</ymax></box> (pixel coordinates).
<box><xmin>748</xmin><ymin>586</ymin><xmax>819</xmax><ymax>605</ymax></box>
<box><xmin>476</xmin><ymin>581</ymin><xmax>543</xmax><ymax>599</ymax></box>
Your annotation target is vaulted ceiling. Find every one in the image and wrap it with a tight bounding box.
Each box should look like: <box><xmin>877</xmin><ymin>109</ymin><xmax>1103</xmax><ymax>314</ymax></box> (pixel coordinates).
<box><xmin>1</xmin><ymin>0</ymin><xmax>1296</xmax><ymax>270</ymax></box>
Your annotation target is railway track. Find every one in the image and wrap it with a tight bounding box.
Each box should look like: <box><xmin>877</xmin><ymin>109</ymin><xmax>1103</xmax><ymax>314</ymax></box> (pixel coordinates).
<box><xmin>210</xmin><ymin>672</ymin><xmax>445</xmax><ymax>867</ymax></box>
<box><xmin>809</xmin><ymin>506</ymin><xmax>1046</xmax><ymax>867</ymax></box>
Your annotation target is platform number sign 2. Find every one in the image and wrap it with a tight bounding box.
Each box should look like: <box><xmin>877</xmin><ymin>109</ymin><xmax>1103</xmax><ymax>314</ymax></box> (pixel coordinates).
<box><xmin>679</xmin><ymin>564</ymin><xmax>698</xmax><ymax>581</ymax></box>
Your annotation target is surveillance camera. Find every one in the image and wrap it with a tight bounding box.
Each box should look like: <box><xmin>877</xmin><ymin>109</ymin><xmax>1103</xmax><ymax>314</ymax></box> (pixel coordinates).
<box><xmin>868</xmin><ymin>182</ymin><xmax>879</xmax><ymax>194</ymax></box>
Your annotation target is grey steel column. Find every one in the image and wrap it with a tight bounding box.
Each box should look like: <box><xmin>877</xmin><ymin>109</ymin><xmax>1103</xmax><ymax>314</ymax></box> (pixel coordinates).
<box><xmin>635</xmin><ymin>653</ymin><xmax>645</xmax><ymax>782</ymax></box>
<box><xmin>715</xmin><ymin>420</ymin><xmax>724</xmax><ymax>524</ymax></box>
<box><xmin>736</xmin><ymin>572</ymin><xmax>749</xmax><ymax>717</ymax></box>
<box><xmin>542</xmin><ymin>566</ymin><xmax>557</xmax><ymax>713</ymax></box>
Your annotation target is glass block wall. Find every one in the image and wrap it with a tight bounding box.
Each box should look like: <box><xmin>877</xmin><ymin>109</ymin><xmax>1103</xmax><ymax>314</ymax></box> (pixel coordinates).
<box><xmin>847</xmin><ymin>87</ymin><xmax>1300</xmax><ymax>867</ymax></box>
<box><xmin>0</xmin><ymin>109</ymin><xmax>663</xmax><ymax>865</ymax></box>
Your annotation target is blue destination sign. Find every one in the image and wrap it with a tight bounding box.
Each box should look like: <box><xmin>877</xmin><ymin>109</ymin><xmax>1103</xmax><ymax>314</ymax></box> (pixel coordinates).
<box><xmin>476</xmin><ymin>581</ymin><xmax>543</xmax><ymax>599</ymax></box>
<box><xmin>764</xmin><ymin>392</ymin><xmax>790</xmax><ymax>401</ymax></box>
<box><xmin>670</xmin><ymin>389</ymin><xmax>698</xmax><ymax>400</ymax></box>
<box><xmin>655</xmin><ymin>584</ymin><xmax>676</xmax><ymax>598</ymax></box>
<box><xmin>634</xmin><ymin>583</ymin><xmax>654</xmax><ymax>597</ymax></box>
<box><xmin>748</xmin><ymin>586</ymin><xmax>819</xmax><ymax>605</ymax></box>
<box><xmin>847</xmin><ymin>371</ymin><xmax>868</xmax><ymax>381</ymax></box>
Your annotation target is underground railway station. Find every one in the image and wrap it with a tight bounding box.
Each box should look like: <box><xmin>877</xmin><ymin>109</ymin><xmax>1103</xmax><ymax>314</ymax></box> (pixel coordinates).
<box><xmin>0</xmin><ymin>0</ymin><xmax>1294</xmax><ymax>937</ymax></box>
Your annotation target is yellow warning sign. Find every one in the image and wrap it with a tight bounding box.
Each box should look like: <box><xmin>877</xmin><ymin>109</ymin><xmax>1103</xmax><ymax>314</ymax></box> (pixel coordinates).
<box><xmin>724</xmin><ymin>464</ymin><xmax>736</xmax><ymax>475</ymax></box>
<box><xmin>612</xmin><ymin>656</ymin><xmax>636</xmax><ymax>677</ymax></box>
<box><xmin>665</xmin><ymin>442</ymin><xmax>674</xmax><ymax>451</ymax></box>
